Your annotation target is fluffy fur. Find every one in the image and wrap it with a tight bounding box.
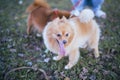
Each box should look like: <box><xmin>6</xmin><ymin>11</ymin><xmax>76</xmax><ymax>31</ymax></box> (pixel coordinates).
<box><xmin>43</xmin><ymin>9</ymin><xmax>100</xmax><ymax>69</ymax></box>
<box><xmin>26</xmin><ymin>0</ymin><xmax>71</xmax><ymax>35</ymax></box>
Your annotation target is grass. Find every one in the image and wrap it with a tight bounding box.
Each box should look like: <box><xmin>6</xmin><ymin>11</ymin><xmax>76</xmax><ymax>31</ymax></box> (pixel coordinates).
<box><xmin>0</xmin><ymin>0</ymin><xmax>120</xmax><ymax>80</ymax></box>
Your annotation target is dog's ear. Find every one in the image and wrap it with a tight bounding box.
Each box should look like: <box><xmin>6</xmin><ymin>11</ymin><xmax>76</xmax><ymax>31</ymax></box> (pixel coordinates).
<box><xmin>61</xmin><ymin>16</ymin><xmax>67</xmax><ymax>21</ymax></box>
<box><xmin>53</xmin><ymin>17</ymin><xmax>60</xmax><ymax>23</ymax></box>
<box><xmin>55</xmin><ymin>17</ymin><xmax>60</xmax><ymax>21</ymax></box>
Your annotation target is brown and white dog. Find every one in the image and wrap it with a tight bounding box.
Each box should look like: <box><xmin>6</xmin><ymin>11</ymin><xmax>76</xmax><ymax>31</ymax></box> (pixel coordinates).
<box><xmin>43</xmin><ymin>9</ymin><xmax>101</xmax><ymax>69</ymax></box>
<box><xmin>26</xmin><ymin>0</ymin><xmax>71</xmax><ymax>35</ymax></box>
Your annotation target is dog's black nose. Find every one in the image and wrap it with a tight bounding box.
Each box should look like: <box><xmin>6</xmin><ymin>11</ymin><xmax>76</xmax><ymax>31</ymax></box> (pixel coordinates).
<box><xmin>63</xmin><ymin>40</ymin><xmax>67</xmax><ymax>44</ymax></box>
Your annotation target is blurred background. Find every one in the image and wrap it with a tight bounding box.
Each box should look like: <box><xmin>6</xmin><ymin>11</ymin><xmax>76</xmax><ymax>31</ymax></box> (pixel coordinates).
<box><xmin>0</xmin><ymin>0</ymin><xmax>120</xmax><ymax>80</ymax></box>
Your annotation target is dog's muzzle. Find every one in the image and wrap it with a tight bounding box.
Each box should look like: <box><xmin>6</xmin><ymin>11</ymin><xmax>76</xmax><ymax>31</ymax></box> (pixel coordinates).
<box><xmin>63</xmin><ymin>40</ymin><xmax>67</xmax><ymax>44</ymax></box>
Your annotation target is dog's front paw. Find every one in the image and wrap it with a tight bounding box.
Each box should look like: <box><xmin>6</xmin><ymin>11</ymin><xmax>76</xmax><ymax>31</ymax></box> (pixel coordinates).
<box><xmin>64</xmin><ymin>63</ymin><xmax>73</xmax><ymax>69</ymax></box>
<box><xmin>53</xmin><ymin>56</ymin><xmax>62</xmax><ymax>61</ymax></box>
<box><xmin>95</xmin><ymin>53</ymin><xmax>100</xmax><ymax>58</ymax></box>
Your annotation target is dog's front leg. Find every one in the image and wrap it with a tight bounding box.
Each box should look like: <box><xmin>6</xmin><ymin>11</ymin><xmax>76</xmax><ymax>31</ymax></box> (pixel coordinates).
<box><xmin>65</xmin><ymin>49</ymin><xmax>80</xmax><ymax>69</ymax></box>
<box><xmin>53</xmin><ymin>53</ymin><xmax>63</xmax><ymax>61</ymax></box>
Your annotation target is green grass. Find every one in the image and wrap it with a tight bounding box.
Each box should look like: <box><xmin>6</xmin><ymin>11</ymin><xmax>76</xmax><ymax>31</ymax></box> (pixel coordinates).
<box><xmin>0</xmin><ymin>0</ymin><xmax>120</xmax><ymax>80</ymax></box>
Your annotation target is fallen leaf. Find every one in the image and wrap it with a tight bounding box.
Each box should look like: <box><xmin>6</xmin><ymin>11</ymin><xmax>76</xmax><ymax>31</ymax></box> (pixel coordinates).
<box><xmin>89</xmin><ymin>74</ymin><xmax>96</xmax><ymax>80</ymax></box>
<box><xmin>18</xmin><ymin>0</ymin><xmax>23</xmax><ymax>5</ymax></box>
<box><xmin>44</xmin><ymin>49</ymin><xmax>49</xmax><ymax>53</ymax></box>
<box><xmin>35</xmin><ymin>46</ymin><xmax>40</xmax><ymax>51</ymax></box>
<box><xmin>10</xmin><ymin>49</ymin><xmax>16</xmax><ymax>53</ymax></box>
<box><xmin>79</xmin><ymin>67</ymin><xmax>88</xmax><ymax>80</ymax></box>
<box><xmin>44</xmin><ymin>58</ymin><xmax>50</xmax><ymax>63</ymax></box>
<box><xmin>36</xmin><ymin>33</ymin><xmax>42</xmax><ymax>37</ymax></box>
<box><xmin>60</xmin><ymin>71</ymin><xmax>66</xmax><ymax>77</ymax></box>
<box><xmin>18</xmin><ymin>53</ymin><xmax>24</xmax><ymax>57</ymax></box>
<box><xmin>27</xmin><ymin>61</ymin><xmax>33</xmax><ymax>66</ymax></box>
<box><xmin>83</xmin><ymin>67</ymin><xmax>88</xmax><ymax>73</ymax></box>
<box><xmin>93</xmin><ymin>69</ymin><xmax>98</xmax><ymax>73</ymax></box>
<box><xmin>64</xmin><ymin>77</ymin><xmax>70</xmax><ymax>80</ymax></box>
<box><xmin>103</xmin><ymin>70</ymin><xmax>110</xmax><ymax>75</ymax></box>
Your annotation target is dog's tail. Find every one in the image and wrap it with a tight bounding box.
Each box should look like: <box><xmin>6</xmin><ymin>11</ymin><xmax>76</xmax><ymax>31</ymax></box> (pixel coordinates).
<box><xmin>79</xmin><ymin>9</ymin><xmax>94</xmax><ymax>23</ymax></box>
<box><xmin>26</xmin><ymin>0</ymin><xmax>50</xmax><ymax>13</ymax></box>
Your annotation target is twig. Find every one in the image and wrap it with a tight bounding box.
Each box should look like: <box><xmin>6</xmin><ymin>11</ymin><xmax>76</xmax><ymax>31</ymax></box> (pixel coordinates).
<box><xmin>107</xmin><ymin>48</ymin><xmax>110</xmax><ymax>54</ymax></box>
<box><xmin>4</xmin><ymin>66</ymin><xmax>49</xmax><ymax>80</ymax></box>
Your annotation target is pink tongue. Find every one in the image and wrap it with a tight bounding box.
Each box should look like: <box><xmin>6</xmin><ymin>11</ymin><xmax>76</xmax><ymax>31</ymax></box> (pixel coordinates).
<box><xmin>59</xmin><ymin>41</ymin><xmax>65</xmax><ymax>56</ymax></box>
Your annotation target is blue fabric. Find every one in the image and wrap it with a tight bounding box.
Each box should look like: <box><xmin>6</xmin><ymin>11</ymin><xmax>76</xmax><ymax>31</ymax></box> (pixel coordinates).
<box><xmin>71</xmin><ymin>0</ymin><xmax>104</xmax><ymax>12</ymax></box>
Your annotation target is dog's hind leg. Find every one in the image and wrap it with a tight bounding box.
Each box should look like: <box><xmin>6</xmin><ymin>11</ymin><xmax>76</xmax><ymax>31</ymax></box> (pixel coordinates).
<box><xmin>88</xmin><ymin>34</ymin><xmax>100</xmax><ymax>58</ymax></box>
<box><xmin>27</xmin><ymin>14</ymin><xmax>32</xmax><ymax>35</ymax></box>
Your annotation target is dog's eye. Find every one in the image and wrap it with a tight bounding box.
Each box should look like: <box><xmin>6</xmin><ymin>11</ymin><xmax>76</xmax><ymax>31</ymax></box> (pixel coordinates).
<box><xmin>57</xmin><ymin>34</ymin><xmax>61</xmax><ymax>37</ymax></box>
<box><xmin>65</xmin><ymin>33</ymin><xmax>69</xmax><ymax>37</ymax></box>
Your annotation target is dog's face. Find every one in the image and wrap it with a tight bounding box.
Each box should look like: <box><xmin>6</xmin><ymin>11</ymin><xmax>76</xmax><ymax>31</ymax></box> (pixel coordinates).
<box><xmin>51</xmin><ymin>17</ymin><xmax>74</xmax><ymax>47</ymax></box>
<box><xmin>44</xmin><ymin>17</ymin><xmax>75</xmax><ymax>55</ymax></box>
